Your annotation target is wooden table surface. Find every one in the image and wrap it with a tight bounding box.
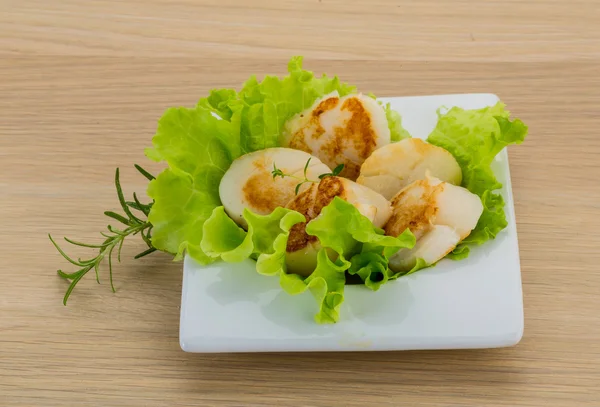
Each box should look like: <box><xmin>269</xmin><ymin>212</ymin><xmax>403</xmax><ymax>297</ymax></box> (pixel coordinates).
<box><xmin>2</xmin><ymin>1</ymin><xmax>599</xmax><ymax>406</ymax></box>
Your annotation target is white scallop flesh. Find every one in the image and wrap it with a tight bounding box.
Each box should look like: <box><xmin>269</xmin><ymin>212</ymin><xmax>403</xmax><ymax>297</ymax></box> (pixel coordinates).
<box><xmin>357</xmin><ymin>138</ymin><xmax>462</xmax><ymax>200</ymax></box>
<box><xmin>219</xmin><ymin>147</ymin><xmax>331</xmax><ymax>229</ymax></box>
<box><xmin>388</xmin><ymin>225</ymin><xmax>461</xmax><ymax>271</ymax></box>
<box><xmin>385</xmin><ymin>176</ymin><xmax>483</xmax><ymax>272</ymax></box>
<box><xmin>285</xmin><ymin>176</ymin><xmax>392</xmax><ymax>276</ymax></box>
<box><xmin>281</xmin><ymin>92</ymin><xmax>391</xmax><ymax>180</ymax></box>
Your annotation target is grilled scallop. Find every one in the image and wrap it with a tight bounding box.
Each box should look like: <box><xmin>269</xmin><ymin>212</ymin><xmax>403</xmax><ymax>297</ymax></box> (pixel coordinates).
<box><xmin>357</xmin><ymin>138</ymin><xmax>462</xmax><ymax>200</ymax></box>
<box><xmin>281</xmin><ymin>92</ymin><xmax>391</xmax><ymax>180</ymax></box>
<box><xmin>384</xmin><ymin>176</ymin><xmax>483</xmax><ymax>272</ymax></box>
<box><xmin>285</xmin><ymin>176</ymin><xmax>392</xmax><ymax>276</ymax></box>
<box><xmin>219</xmin><ymin>148</ymin><xmax>331</xmax><ymax>228</ymax></box>
<box><xmin>388</xmin><ymin>225</ymin><xmax>461</xmax><ymax>271</ymax></box>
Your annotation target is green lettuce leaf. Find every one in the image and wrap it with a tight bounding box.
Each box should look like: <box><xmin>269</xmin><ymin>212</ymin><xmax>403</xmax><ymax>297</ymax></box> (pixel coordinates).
<box><xmin>428</xmin><ymin>103</ymin><xmax>527</xmax><ymax>196</ymax></box>
<box><xmin>367</xmin><ymin>93</ymin><xmax>411</xmax><ymax>142</ymax></box>
<box><xmin>385</xmin><ymin>102</ymin><xmax>412</xmax><ymax>141</ymax></box>
<box><xmin>349</xmin><ymin>229</ymin><xmax>421</xmax><ymax>291</ymax></box>
<box><xmin>235</xmin><ymin>56</ymin><xmax>357</xmax><ymax>152</ymax></box>
<box><xmin>307</xmin><ymin>197</ymin><xmax>418</xmax><ymax>291</ymax></box>
<box><xmin>144</xmin><ymin>58</ymin><xmax>424</xmax><ymax>322</ymax></box>
<box><xmin>200</xmin><ymin>206</ymin><xmax>305</xmax><ymax>271</ymax></box>
<box><xmin>147</xmin><ymin>58</ymin><xmax>359</xmax><ymax>264</ymax></box>
<box><xmin>246</xmin><ymin>208</ymin><xmax>306</xmax><ymax>276</ymax></box>
<box><xmin>197</xmin><ymin>88</ymin><xmax>238</xmax><ymax>121</ymax></box>
<box><xmin>196</xmin><ymin>57</ymin><xmax>357</xmax><ymax>154</ymax></box>
<box><xmin>146</xmin><ymin>106</ymin><xmax>239</xmax><ymax>172</ymax></box>
<box><xmin>147</xmin><ymin>167</ymin><xmax>217</xmax><ymax>264</ymax></box>
<box><xmin>279</xmin><ymin>249</ymin><xmax>347</xmax><ymax>324</ymax></box>
<box><xmin>348</xmin><ymin>252</ymin><xmax>388</xmax><ymax>291</ymax></box>
<box><xmin>427</xmin><ymin>102</ymin><xmax>527</xmax><ymax>256</ymax></box>
<box><xmin>450</xmin><ymin>190</ymin><xmax>508</xmax><ymax>257</ymax></box>
<box><xmin>146</xmin><ymin>107</ymin><xmax>240</xmax><ymax>262</ymax></box>
<box><xmin>200</xmin><ymin>206</ymin><xmax>253</xmax><ymax>263</ymax></box>
<box><xmin>306</xmin><ymin>197</ymin><xmax>408</xmax><ymax>260</ymax></box>
<box><xmin>200</xmin><ymin>206</ymin><xmax>345</xmax><ymax>324</ymax></box>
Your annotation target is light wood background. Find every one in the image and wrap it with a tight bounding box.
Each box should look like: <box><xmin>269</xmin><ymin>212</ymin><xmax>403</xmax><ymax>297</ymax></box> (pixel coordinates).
<box><xmin>1</xmin><ymin>1</ymin><xmax>599</xmax><ymax>406</ymax></box>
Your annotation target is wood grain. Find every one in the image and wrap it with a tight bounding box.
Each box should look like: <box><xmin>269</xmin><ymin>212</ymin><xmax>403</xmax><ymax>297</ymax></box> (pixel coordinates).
<box><xmin>1</xmin><ymin>1</ymin><xmax>599</xmax><ymax>406</ymax></box>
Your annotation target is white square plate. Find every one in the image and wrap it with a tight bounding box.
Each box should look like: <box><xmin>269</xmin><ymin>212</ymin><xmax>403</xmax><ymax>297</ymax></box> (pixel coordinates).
<box><xmin>179</xmin><ymin>93</ymin><xmax>524</xmax><ymax>353</ymax></box>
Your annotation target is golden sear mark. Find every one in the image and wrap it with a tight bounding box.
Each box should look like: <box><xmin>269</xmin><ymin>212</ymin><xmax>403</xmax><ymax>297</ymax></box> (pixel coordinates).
<box><xmin>288</xmin><ymin>96</ymin><xmax>340</xmax><ymax>154</ymax></box>
<box><xmin>288</xmin><ymin>133</ymin><xmax>313</xmax><ymax>155</ymax></box>
<box><xmin>286</xmin><ymin>177</ymin><xmax>345</xmax><ymax>252</ymax></box>
<box><xmin>285</xmin><ymin>185</ymin><xmax>318</xmax><ymax>253</ymax></box>
<box><xmin>384</xmin><ymin>179</ymin><xmax>445</xmax><ymax>239</ymax></box>
<box><xmin>312</xmin><ymin>97</ymin><xmax>340</xmax><ymax>122</ymax></box>
<box><xmin>339</xmin><ymin>97</ymin><xmax>378</xmax><ymax>160</ymax></box>
<box><xmin>320</xmin><ymin>97</ymin><xmax>377</xmax><ymax>180</ymax></box>
<box><xmin>242</xmin><ymin>161</ymin><xmax>296</xmax><ymax>214</ymax></box>
<box><xmin>313</xmin><ymin>176</ymin><xmax>345</xmax><ymax>214</ymax></box>
<box><xmin>288</xmin><ymin>95</ymin><xmax>379</xmax><ymax>181</ymax></box>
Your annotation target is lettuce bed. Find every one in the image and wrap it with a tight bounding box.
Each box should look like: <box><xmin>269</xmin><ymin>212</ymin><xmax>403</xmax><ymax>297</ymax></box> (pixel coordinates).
<box><xmin>144</xmin><ymin>57</ymin><xmax>527</xmax><ymax>323</ymax></box>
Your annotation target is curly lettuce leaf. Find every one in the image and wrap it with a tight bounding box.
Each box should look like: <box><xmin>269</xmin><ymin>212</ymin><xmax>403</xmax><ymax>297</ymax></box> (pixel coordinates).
<box><xmin>146</xmin><ymin>58</ymin><xmax>419</xmax><ymax>265</ymax></box>
<box><xmin>235</xmin><ymin>56</ymin><xmax>356</xmax><ymax>152</ymax></box>
<box><xmin>390</xmin><ymin>257</ymin><xmax>430</xmax><ymax>279</ymax></box>
<box><xmin>200</xmin><ymin>206</ymin><xmax>253</xmax><ymax>263</ymax></box>
<box><xmin>349</xmin><ymin>229</ymin><xmax>420</xmax><ymax>291</ymax></box>
<box><xmin>146</xmin><ymin>107</ymin><xmax>241</xmax><ymax>262</ymax></box>
<box><xmin>147</xmin><ymin>167</ymin><xmax>217</xmax><ymax>263</ymax></box>
<box><xmin>200</xmin><ymin>206</ymin><xmax>345</xmax><ymax>324</ymax></box>
<box><xmin>447</xmin><ymin>189</ymin><xmax>508</xmax><ymax>258</ymax></box>
<box><xmin>306</xmin><ymin>197</ymin><xmax>407</xmax><ymax>260</ymax></box>
<box><xmin>197</xmin><ymin>88</ymin><xmax>238</xmax><ymax>121</ymax></box>
<box><xmin>200</xmin><ymin>206</ymin><xmax>305</xmax><ymax>270</ymax></box>
<box><xmin>245</xmin><ymin>208</ymin><xmax>306</xmax><ymax>276</ymax></box>
<box><xmin>385</xmin><ymin>103</ymin><xmax>412</xmax><ymax>142</ymax></box>
<box><xmin>427</xmin><ymin>102</ymin><xmax>527</xmax><ymax>256</ymax></box>
<box><xmin>307</xmin><ymin>197</ymin><xmax>420</xmax><ymax>291</ymax></box>
<box><xmin>428</xmin><ymin>103</ymin><xmax>527</xmax><ymax>195</ymax></box>
<box><xmin>280</xmin><ymin>250</ymin><xmax>347</xmax><ymax>324</ymax></box>
<box><xmin>367</xmin><ymin>94</ymin><xmax>411</xmax><ymax>142</ymax></box>
<box><xmin>348</xmin><ymin>252</ymin><xmax>388</xmax><ymax>291</ymax></box>
<box><xmin>146</xmin><ymin>58</ymin><xmax>359</xmax><ymax>264</ymax></box>
<box><xmin>349</xmin><ymin>252</ymin><xmax>428</xmax><ymax>292</ymax></box>
<box><xmin>187</xmin><ymin>59</ymin><xmax>358</xmax><ymax>178</ymax></box>
<box><xmin>196</xmin><ymin>57</ymin><xmax>357</xmax><ymax>154</ymax></box>
<box><xmin>146</xmin><ymin>106</ymin><xmax>239</xmax><ymax>172</ymax></box>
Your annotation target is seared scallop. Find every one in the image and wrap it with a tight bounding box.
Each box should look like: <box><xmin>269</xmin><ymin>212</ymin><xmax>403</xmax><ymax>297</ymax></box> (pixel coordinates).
<box><xmin>281</xmin><ymin>92</ymin><xmax>391</xmax><ymax>180</ymax></box>
<box><xmin>219</xmin><ymin>148</ymin><xmax>331</xmax><ymax>228</ymax></box>
<box><xmin>388</xmin><ymin>225</ymin><xmax>461</xmax><ymax>271</ymax></box>
<box><xmin>357</xmin><ymin>138</ymin><xmax>462</xmax><ymax>200</ymax></box>
<box><xmin>285</xmin><ymin>176</ymin><xmax>392</xmax><ymax>276</ymax></box>
<box><xmin>384</xmin><ymin>176</ymin><xmax>483</xmax><ymax>272</ymax></box>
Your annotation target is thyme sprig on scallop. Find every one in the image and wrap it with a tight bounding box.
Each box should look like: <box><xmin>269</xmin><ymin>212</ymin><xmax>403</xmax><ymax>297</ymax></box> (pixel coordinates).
<box><xmin>272</xmin><ymin>158</ymin><xmax>345</xmax><ymax>195</ymax></box>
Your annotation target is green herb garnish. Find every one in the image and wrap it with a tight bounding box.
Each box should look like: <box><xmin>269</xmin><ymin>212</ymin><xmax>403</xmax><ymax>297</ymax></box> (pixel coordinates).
<box><xmin>271</xmin><ymin>158</ymin><xmax>345</xmax><ymax>195</ymax></box>
<box><xmin>319</xmin><ymin>163</ymin><xmax>345</xmax><ymax>179</ymax></box>
<box><xmin>49</xmin><ymin>165</ymin><xmax>156</xmax><ymax>305</ymax></box>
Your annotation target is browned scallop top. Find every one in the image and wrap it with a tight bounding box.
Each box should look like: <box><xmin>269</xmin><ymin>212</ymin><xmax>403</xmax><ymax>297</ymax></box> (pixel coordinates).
<box><xmin>312</xmin><ymin>97</ymin><xmax>340</xmax><ymax>119</ymax></box>
<box><xmin>242</xmin><ymin>158</ymin><xmax>296</xmax><ymax>214</ymax></box>
<box><xmin>384</xmin><ymin>180</ymin><xmax>444</xmax><ymax>239</ymax></box>
<box><xmin>341</xmin><ymin>97</ymin><xmax>378</xmax><ymax>158</ymax></box>
<box><xmin>287</xmin><ymin>96</ymin><xmax>378</xmax><ymax>181</ymax></box>
<box><xmin>288</xmin><ymin>96</ymin><xmax>339</xmax><ymax>154</ymax></box>
<box><xmin>286</xmin><ymin>176</ymin><xmax>345</xmax><ymax>252</ymax></box>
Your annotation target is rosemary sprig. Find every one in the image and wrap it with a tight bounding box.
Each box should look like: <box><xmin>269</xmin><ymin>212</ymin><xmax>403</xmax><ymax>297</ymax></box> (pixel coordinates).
<box><xmin>272</xmin><ymin>158</ymin><xmax>345</xmax><ymax>195</ymax></box>
<box><xmin>49</xmin><ymin>165</ymin><xmax>156</xmax><ymax>305</ymax></box>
